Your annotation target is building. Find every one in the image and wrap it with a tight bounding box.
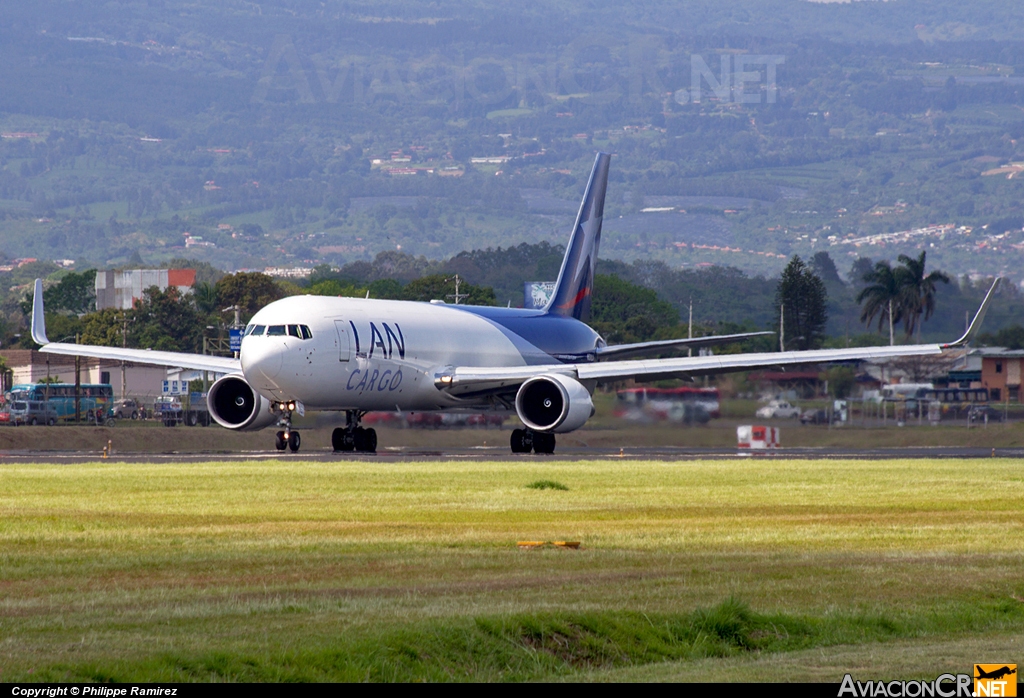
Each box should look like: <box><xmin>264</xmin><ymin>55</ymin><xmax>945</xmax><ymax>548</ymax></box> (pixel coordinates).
<box><xmin>0</xmin><ymin>350</ymin><xmax>167</xmax><ymax>400</ymax></box>
<box><xmin>945</xmin><ymin>347</ymin><xmax>1023</xmax><ymax>402</ymax></box>
<box><xmin>94</xmin><ymin>269</ymin><xmax>196</xmax><ymax>310</ymax></box>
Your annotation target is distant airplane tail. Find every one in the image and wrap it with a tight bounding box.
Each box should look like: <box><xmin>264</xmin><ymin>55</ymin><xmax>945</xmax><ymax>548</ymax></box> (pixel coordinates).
<box><xmin>544</xmin><ymin>152</ymin><xmax>610</xmax><ymax>322</ymax></box>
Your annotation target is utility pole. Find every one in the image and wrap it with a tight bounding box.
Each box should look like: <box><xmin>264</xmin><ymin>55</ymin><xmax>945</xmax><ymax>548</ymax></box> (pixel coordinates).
<box><xmin>74</xmin><ymin>334</ymin><xmax>81</xmax><ymax>423</ymax></box>
<box><xmin>688</xmin><ymin>298</ymin><xmax>693</xmax><ymax>358</ymax></box>
<box><xmin>222</xmin><ymin>305</ymin><xmax>243</xmax><ymax>358</ymax></box>
<box><xmin>120</xmin><ymin>312</ymin><xmax>129</xmax><ymax>401</ymax></box>
<box><xmin>779</xmin><ymin>305</ymin><xmax>785</xmax><ymax>352</ymax></box>
<box><xmin>445</xmin><ymin>275</ymin><xmax>469</xmax><ymax>304</ymax></box>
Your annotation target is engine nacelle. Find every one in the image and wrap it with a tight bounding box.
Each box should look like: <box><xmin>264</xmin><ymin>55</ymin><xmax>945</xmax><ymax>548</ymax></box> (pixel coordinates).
<box><xmin>207</xmin><ymin>375</ymin><xmax>277</xmax><ymax>431</ymax></box>
<box><xmin>515</xmin><ymin>374</ymin><xmax>594</xmax><ymax>433</ymax></box>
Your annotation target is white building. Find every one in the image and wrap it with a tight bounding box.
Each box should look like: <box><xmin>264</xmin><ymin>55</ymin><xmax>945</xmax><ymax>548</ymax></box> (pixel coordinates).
<box><xmin>94</xmin><ymin>269</ymin><xmax>196</xmax><ymax>310</ymax></box>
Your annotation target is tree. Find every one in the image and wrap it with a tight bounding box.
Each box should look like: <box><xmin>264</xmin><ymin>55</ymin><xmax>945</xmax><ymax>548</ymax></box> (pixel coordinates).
<box><xmin>856</xmin><ymin>260</ymin><xmax>903</xmax><ymax>345</ymax></box>
<box><xmin>810</xmin><ymin>252</ymin><xmax>842</xmax><ymax>285</ymax></box>
<box><xmin>20</xmin><ymin>269</ymin><xmax>97</xmax><ymax>317</ymax></box>
<box><xmin>895</xmin><ymin>251</ymin><xmax>950</xmax><ymax>342</ymax></box>
<box><xmin>309</xmin><ymin>279</ymin><xmax>366</xmax><ymax>297</ymax></box>
<box><xmin>978</xmin><ymin>324</ymin><xmax>1024</xmax><ymax>350</ymax></box>
<box><xmin>81</xmin><ymin>308</ymin><xmax>126</xmax><ymax>347</ymax></box>
<box><xmin>400</xmin><ymin>275</ymin><xmax>496</xmax><ymax>306</ymax></box>
<box><xmin>848</xmin><ymin>257</ymin><xmax>875</xmax><ymax>288</ymax></box>
<box><xmin>591</xmin><ymin>274</ymin><xmax>679</xmax><ymax>344</ymax></box>
<box><xmin>131</xmin><ymin>286</ymin><xmax>205</xmax><ymax>353</ymax></box>
<box><xmin>80</xmin><ymin>288</ymin><xmax>204</xmax><ymax>352</ymax></box>
<box><xmin>215</xmin><ymin>272</ymin><xmax>284</xmax><ymax>323</ymax></box>
<box><xmin>823</xmin><ymin>365</ymin><xmax>857</xmax><ymax>399</ymax></box>
<box><xmin>192</xmin><ymin>281</ymin><xmax>219</xmax><ymax>315</ymax></box>
<box><xmin>775</xmin><ymin>256</ymin><xmax>828</xmax><ymax>351</ymax></box>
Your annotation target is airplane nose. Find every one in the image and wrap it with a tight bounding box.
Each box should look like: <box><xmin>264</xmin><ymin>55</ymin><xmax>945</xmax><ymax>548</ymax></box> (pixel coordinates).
<box><xmin>241</xmin><ymin>339</ymin><xmax>284</xmax><ymax>384</ymax></box>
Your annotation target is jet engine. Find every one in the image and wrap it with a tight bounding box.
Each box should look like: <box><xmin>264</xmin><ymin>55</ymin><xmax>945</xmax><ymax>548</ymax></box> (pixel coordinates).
<box><xmin>207</xmin><ymin>375</ymin><xmax>277</xmax><ymax>431</ymax></box>
<box><xmin>515</xmin><ymin>374</ymin><xmax>594</xmax><ymax>433</ymax></box>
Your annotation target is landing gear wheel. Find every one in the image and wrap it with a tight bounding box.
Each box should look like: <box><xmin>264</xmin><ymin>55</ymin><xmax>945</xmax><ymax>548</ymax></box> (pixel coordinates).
<box><xmin>510</xmin><ymin>428</ymin><xmax>532</xmax><ymax>453</ymax></box>
<box><xmin>533</xmin><ymin>432</ymin><xmax>556</xmax><ymax>454</ymax></box>
<box><xmin>332</xmin><ymin>427</ymin><xmax>354</xmax><ymax>452</ymax></box>
<box><xmin>353</xmin><ymin>427</ymin><xmax>377</xmax><ymax>453</ymax></box>
<box><xmin>275</xmin><ymin>431</ymin><xmax>287</xmax><ymax>451</ymax></box>
<box><xmin>287</xmin><ymin>431</ymin><xmax>301</xmax><ymax>452</ymax></box>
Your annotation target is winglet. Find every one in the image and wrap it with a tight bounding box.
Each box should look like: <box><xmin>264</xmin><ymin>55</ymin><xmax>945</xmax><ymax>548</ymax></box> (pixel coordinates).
<box><xmin>30</xmin><ymin>278</ymin><xmax>49</xmax><ymax>345</ymax></box>
<box><xmin>942</xmin><ymin>277</ymin><xmax>1000</xmax><ymax>348</ymax></box>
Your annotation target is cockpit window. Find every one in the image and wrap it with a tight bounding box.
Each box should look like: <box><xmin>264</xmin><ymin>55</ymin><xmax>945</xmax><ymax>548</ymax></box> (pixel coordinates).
<box><xmin>249</xmin><ymin>325</ymin><xmax>266</xmax><ymax>336</ymax></box>
<box><xmin>287</xmin><ymin>324</ymin><xmax>301</xmax><ymax>338</ymax></box>
<box><xmin>300</xmin><ymin>325</ymin><xmax>312</xmax><ymax>340</ymax></box>
<box><xmin>244</xmin><ymin>324</ymin><xmax>255</xmax><ymax>336</ymax></box>
<box><xmin>267</xmin><ymin>325</ymin><xmax>286</xmax><ymax>336</ymax></box>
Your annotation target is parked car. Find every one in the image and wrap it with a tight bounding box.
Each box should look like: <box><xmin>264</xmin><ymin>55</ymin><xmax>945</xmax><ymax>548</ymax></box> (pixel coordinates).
<box><xmin>755</xmin><ymin>400</ymin><xmax>801</xmax><ymax>419</ymax></box>
<box><xmin>968</xmin><ymin>404</ymin><xmax>1003</xmax><ymax>424</ymax></box>
<box><xmin>8</xmin><ymin>400</ymin><xmax>58</xmax><ymax>426</ymax></box>
<box><xmin>108</xmin><ymin>398</ymin><xmax>144</xmax><ymax>420</ymax></box>
<box><xmin>800</xmin><ymin>408</ymin><xmax>829</xmax><ymax>425</ymax></box>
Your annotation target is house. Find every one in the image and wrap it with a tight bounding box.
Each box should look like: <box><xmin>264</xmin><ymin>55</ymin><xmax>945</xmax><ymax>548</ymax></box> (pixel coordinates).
<box><xmin>944</xmin><ymin>347</ymin><xmax>1024</xmax><ymax>402</ymax></box>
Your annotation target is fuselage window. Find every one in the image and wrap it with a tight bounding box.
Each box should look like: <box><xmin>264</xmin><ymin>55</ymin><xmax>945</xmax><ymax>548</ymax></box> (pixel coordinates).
<box><xmin>250</xmin><ymin>325</ymin><xmax>266</xmax><ymax>336</ymax></box>
<box><xmin>300</xmin><ymin>325</ymin><xmax>312</xmax><ymax>340</ymax></box>
<box><xmin>287</xmin><ymin>325</ymin><xmax>301</xmax><ymax>338</ymax></box>
<box><xmin>268</xmin><ymin>325</ymin><xmax>286</xmax><ymax>336</ymax></box>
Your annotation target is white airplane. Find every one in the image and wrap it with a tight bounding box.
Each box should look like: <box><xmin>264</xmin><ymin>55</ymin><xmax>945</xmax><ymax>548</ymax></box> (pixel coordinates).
<box><xmin>31</xmin><ymin>153</ymin><xmax>998</xmax><ymax>454</ymax></box>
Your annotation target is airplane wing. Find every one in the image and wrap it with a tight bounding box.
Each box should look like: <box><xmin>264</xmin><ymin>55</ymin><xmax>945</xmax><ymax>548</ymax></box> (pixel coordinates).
<box><xmin>31</xmin><ymin>279</ymin><xmax>241</xmax><ymax>375</ymax></box>
<box><xmin>436</xmin><ymin>278</ymin><xmax>1000</xmax><ymax>396</ymax></box>
<box><xmin>595</xmin><ymin>331</ymin><xmax>775</xmax><ymax>361</ymax></box>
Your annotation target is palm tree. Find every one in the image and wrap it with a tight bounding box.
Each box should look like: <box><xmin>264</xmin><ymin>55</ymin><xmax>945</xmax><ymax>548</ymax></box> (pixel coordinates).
<box><xmin>856</xmin><ymin>260</ymin><xmax>903</xmax><ymax>345</ymax></box>
<box><xmin>896</xmin><ymin>251</ymin><xmax>950</xmax><ymax>342</ymax></box>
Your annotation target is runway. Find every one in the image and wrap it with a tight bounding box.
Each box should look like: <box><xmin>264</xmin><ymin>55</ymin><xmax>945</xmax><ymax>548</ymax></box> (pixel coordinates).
<box><xmin>1</xmin><ymin>445</ymin><xmax>1021</xmax><ymax>463</ymax></box>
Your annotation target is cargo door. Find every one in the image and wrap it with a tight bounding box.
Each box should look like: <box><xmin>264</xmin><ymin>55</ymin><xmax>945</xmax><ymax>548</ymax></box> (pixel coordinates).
<box><xmin>334</xmin><ymin>320</ymin><xmax>351</xmax><ymax>362</ymax></box>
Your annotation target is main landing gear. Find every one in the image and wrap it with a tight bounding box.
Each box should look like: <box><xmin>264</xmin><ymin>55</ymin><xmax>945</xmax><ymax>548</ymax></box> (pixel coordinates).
<box><xmin>272</xmin><ymin>401</ymin><xmax>301</xmax><ymax>453</ymax></box>
<box><xmin>332</xmin><ymin>410</ymin><xmax>377</xmax><ymax>453</ymax></box>
<box><xmin>510</xmin><ymin>428</ymin><xmax>555</xmax><ymax>454</ymax></box>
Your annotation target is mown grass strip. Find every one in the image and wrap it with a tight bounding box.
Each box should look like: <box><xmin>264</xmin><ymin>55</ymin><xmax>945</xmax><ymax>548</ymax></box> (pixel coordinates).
<box><xmin>26</xmin><ymin>598</ymin><xmax>1024</xmax><ymax>683</ymax></box>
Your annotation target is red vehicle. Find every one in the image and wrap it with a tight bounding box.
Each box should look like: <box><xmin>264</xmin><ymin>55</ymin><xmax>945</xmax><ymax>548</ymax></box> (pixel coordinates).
<box><xmin>614</xmin><ymin>387</ymin><xmax>721</xmax><ymax>423</ymax></box>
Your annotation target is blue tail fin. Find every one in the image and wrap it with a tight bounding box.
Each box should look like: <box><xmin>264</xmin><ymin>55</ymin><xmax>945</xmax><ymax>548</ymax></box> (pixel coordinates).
<box><xmin>544</xmin><ymin>152</ymin><xmax>610</xmax><ymax>322</ymax></box>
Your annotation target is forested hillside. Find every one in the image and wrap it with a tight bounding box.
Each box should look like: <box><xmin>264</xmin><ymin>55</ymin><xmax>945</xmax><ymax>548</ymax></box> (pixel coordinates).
<box><xmin>2</xmin><ymin>0</ymin><xmax>1024</xmax><ymax>340</ymax></box>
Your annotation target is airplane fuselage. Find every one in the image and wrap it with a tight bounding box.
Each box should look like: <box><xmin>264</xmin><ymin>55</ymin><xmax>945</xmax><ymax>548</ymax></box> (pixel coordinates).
<box><xmin>241</xmin><ymin>295</ymin><xmax>604</xmax><ymax>411</ymax></box>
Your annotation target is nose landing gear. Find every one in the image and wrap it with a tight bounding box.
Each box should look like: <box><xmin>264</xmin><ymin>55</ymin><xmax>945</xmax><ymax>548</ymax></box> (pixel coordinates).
<box><xmin>510</xmin><ymin>428</ymin><xmax>555</xmax><ymax>454</ymax></box>
<box><xmin>332</xmin><ymin>410</ymin><xmax>377</xmax><ymax>453</ymax></box>
<box><xmin>275</xmin><ymin>430</ymin><xmax>300</xmax><ymax>452</ymax></box>
<box><xmin>272</xmin><ymin>401</ymin><xmax>301</xmax><ymax>452</ymax></box>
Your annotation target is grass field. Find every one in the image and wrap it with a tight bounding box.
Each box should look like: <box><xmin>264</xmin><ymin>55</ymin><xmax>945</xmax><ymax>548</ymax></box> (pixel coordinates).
<box><xmin>1</xmin><ymin>457</ymin><xmax>1022</xmax><ymax>681</ymax></box>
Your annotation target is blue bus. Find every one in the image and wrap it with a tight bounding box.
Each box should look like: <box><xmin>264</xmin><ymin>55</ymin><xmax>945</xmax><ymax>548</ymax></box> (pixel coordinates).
<box><xmin>7</xmin><ymin>383</ymin><xmax>114</xmax><ymax>424</ymax></box>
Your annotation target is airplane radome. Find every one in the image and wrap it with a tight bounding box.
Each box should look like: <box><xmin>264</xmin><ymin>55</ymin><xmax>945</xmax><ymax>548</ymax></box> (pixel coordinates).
<box><xmin>31</xmin><ymin>153</ymin><xmax>996</xmax><ymax>455</ymax></box>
